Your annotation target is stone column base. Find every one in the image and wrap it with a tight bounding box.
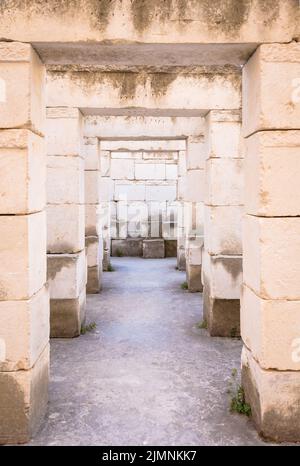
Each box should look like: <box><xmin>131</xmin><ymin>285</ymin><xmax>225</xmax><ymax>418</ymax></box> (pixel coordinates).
<box><xmin>177</xmin><ymin>247</ymin><xmax>186</xmax><ymax>271</ymax></box>
<box><xmin>102</xmin><ymin>248</ymin><xmax>111</xmax><ymax>271</ymax></box>
<box><xmin>50</xmin><ymin>290</ymin><xmax>86</xmax><ymax>338</ymax></box>
<box><xmin>186</xmin><ymin>264</ymin><xmax>203</xmax><ymax>292</ymax></box>
<box><xmin>242</xmin><ymin>346</ymin><xmax>300</xmax><ymax>442</ymax></box>
<box><xmin>87</xmin><ymin>265</ymin><xmax>102</xmax><ymax>294</ymax></box>
<box><xmin>0</xmin><ymin>345</ymin><xmax>49</xmax><ymax>444</ymax></box>
<box><xmin>143</xmin><ymin>239</ymin><xmax>165</xmax><ymax>258</ymax></box>
<box><xmin>203</xmin><ymin>287</ymin><xmax>240</xmax><ymax>337</ymax></box>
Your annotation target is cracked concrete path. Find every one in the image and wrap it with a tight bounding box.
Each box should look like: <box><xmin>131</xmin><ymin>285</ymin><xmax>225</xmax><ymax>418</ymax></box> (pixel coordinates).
<box><xmin>29</xmin><ymin>257</ymin><xmax>266</xmax><ymax>446</ymax></box>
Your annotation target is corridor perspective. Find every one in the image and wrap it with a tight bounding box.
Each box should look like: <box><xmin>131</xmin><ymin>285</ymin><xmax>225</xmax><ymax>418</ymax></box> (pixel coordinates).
<box><xmin>29</xmin><ymin>258</ymin><xmax>265</xmax><ymax>446</ymax></box>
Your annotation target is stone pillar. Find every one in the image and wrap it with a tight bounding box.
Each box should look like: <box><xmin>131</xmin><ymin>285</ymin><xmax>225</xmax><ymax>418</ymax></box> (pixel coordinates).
<box><xmin>46</xmin><ymin>108</ymin><xmax>86</xmax><ymax>337</ymax></box>
<box><xmin>177</xmin><ymin>149</ymin><xmax>187</xmax><ymax>270</ymax></box>
<box><xmin>83</xmin><ymin>137</ymin><xmax>103</xmax><ymax>293</ymax></box>
<box><xmin>241</xmin><ymin>43</ymin><xmax>300</xmax><ymax>441</ymax></box>
<box><xmin>203</xmin><ymin>110</ymin><xmax>243</xmax><ymax>336</ymax></box>
<box><xmin>0</xmin><ymin>43</ymin><xmax>49</xmax><ymax>444</ymax></box>
<box><xmin>99</xmin><ymin>146</ymin><xmax>113</xmax><ymax>270</ymax></box>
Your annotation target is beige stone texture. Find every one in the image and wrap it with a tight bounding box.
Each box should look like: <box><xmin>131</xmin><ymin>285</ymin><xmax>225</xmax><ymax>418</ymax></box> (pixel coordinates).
<box><xmin>47</xmin><ymin>155</ymin><xmax>84</xmax><ymax>205</ymax></box>
<box><xmin>0</xmin><ymin>42</ymin><xmax>45</xmax><ymax>134</ymax></box>
<box><xmin>143</xmin><ymin>239</ymin><xmax>165</xmax><ymax>259</ymax></box>
<box><xmin>206</xmin><ymin>111</ymin><xmax>242</xmax><ymax>159</ymax></box>
<box><xmin>0</xmin><ymin>130</ymin><xmax>46</xmax><ymax>214</ymax></box>
<box><xmin>83</xmin><ymin>137</ymin><xmax>99</xmax><ymax>170</ymax></box>
<box><xmin>242</xmin><ymin>346</ymin><xmax>300</xmax><ymax>442</ymax></box>
<box><xmin>110</xmin><ymin>158</ymin><xmax>135</xmax><ymax>180</ymax></box>
<box><xmin>205</xmin><ymin>158</ymin><xmax>244</xmax><ymax>206</ymax></box>
<box><xmin>245</xmin><ymin>130</ymin><xmax>300</xmax><ymax>217</ymax></box>
<box><xmin>86</xmin><ymin>265</ymin><xmax>102</xmax><ymax>294</ymax></box>
<box><xmin>202</xmin><ymin>250</ymin><xmax>242</xmax><ymax>301</ymax></box>
<box><xmin>184</xmin><ymin>169</ymin><xmax>205</xmax><ymax>203</ymax></box>
<box><xmin>85</xmin><ymin>203</ymin><xmax>101</xmax><ymax>236</ymax></box>
<box><xmin>85</xmin><ymin>170</ymin><xmax>101</xmax><ymax>204</ymax></box>
<box><xmin>47</xmin><ymin>204</ymin><xmax>85</xmax><ymax>254</ymax></box>
<box><xmin>204</xmin><ymin>205</ymin><xmax>243</xmax><ymax>255</ymax></box>
<box><xmin>50</xmin><ymin>289</ymin><xmax>86</xmax><ymax>338</ymax></box>
<box><xmin>241</xmin><ymin>284</ymin><xmax>300</xmax><ymax>371</ymax></box>
<box><xmin>186</xmin><ymin>264</ymin><xmax>203</xmax><ymax>293</ymax></box>
<box><xmin>0</xmin><ymin>344</ymin><xmax>49</xmax><ymax>445</ymax></box>
<box><xmin>243</xmin><ymin>43</ymin><xmax>300</xmax><ymax>137</ymax></box>
<box><xmin>243</xmin><ymin>215</ymin><xmax>300</xmax><ymax>300</ymax></box>
<box><xmin>187</xmin><ymin>139</ymin><xmax>205</xmax><ymax>170</ymax></box>
<box><xmin>46</xmin><ymin>107</ymin><xmax>83</xmax><ymax>156</ymax></box>
<box><xmin>47</xmin><ymin>250</ymin><xmax>87</xmax><ymax>300</ymax></box>
<box><xmin>0</xmin><ymin>212</ymin><xmax>46</xmax><ymax>301</ymax></box>
<box><xmin>0</xmin><ymin>286</ymin><xmax>49</xmax><ymax>372</ymax></box>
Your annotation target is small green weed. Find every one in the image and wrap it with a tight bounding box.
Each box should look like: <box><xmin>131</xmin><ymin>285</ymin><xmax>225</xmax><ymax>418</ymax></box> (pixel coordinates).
<box><xmin>181</xmin><ymin>281</ymin><xmax>188</xmax><ymax>290</ymax></box>
<box><xmin>81</xmin><ymin>322</ymin><xmax>97</xmax><ymax>335</ymax></box>
<box><xmin>228</xmin><ymin>368</ymin><xmax>251</xmax><ymax>417</ymax></box>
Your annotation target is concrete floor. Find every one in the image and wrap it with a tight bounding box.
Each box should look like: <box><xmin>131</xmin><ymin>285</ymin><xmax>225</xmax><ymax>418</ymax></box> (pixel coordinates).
<box><xmin>29</xmin><ymin>257</ymin><xmax>267</xmax><ymax>446</ymax></box>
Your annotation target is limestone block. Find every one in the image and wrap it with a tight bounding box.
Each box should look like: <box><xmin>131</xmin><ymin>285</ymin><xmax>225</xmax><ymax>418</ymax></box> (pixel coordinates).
<box><xmin>85</xmin><ymin>170</ymin><xmax>101</xmax><ymax>204</ymax></box>
<box><xmin>204</xmin><ymin>205</ymin><xmax>243</xmax><ymax>255</ymax></box>
<box><xmin>0</xmin><ymin>286</ymin><xmax>49</xmax><ymax>372</ymax></box>
<box><xmin>185</xmin><ymin>169</ymin><xmax>205</xmax><ymax>203</ymax></box>
<box><xmin>0</xmin><ymin>43</ymin><xmax>45</xmax><ymax>133</ymax></box>
<box><xmin>143</xmin><ymin>239</ymin><xmax>165</xmax><ymax>259</ymax></box>
<box><xmin>243</xmin><ymin>215</ymin><xmax>300</xmax><ymax>300</ymax></box>
<box><xmin>85</xmin><ymin>204</ymin><xmax>101</xmax><ymax>236</ymax></box>
<box><xmin>110</xmin><ymin>158</ymin><xmax>134</xmax><ymax>180</ymax></box>
<box><xmin>241</xmin><ymin>284</ymin><xmax>300</xmax><ymax>371</ymax></box>
<box><xmin>0</xmin><ymin>212</ymin><xmax>46</xmax><ymax>301</ymax></box>
<box><xmin>87</xmin><ymin>265</ymin><xmax>102</xmax><ymax>294</ymax></box>
<box><xmin>165</xmin><ymin>239</ymin><xmax>177</xmax><ymax>258</ymax></box>
<box><xmin>85</xmin><ymin>236</ymin><xmax>101</xmax><ymax>268</ymax></box>
<box><xmin>245</xmin><ymin>130</ymin><xmax>300</xmax><ymax>216</ymax></box>
<box><xmin>47</xmin><ymin>204</ymin><xmax>85</xmax><ymax>253</ymax></box>
<box><xmin>135</xmin><ymin>162</ymin><xmax>165</xmax><ymax>180</ymax></box>
<box><xmin>177</xmin><ymin>246</ymin><xmax>186</xmax><ymax>271</ymax></box>
<box><xmin>165</xmin><ymin>164</ymin><xmax>178</xmax><ymax>180</ymax></box>
<box><xmin>243</xmin><ymin>43</ymin><xmax>300</xmax><ymax>136</ymax></box>
<box><xmin>100</xmin><ymin>150</ymin><xmax>110</xmax><ymax>176</ymax></box>
<box><xmin>46</xmin><ymin>108</ymin><xmax>83</xmax><ymax>156</ymax></box>
<box><xmin>143</xmin><ymin>151</ymin><xmax>178</xmax><ymax>161</ymax></box>
<box><xmin>206</xmin><ymin>112</ymin><xmax>242</xmax><ymax>158</ymax></box>
<box><xmin>187</xmin><ymin>140</ymin><xmax>205</xmax><ymax>170</ymax></box>
<box><xmin>115</xmin><ymin>182</ymin><xmax>145</xmax><ymax>201</ymax></box>
<box><xmin>186</xmin><ymin>239</ymin><xmax>203</xmax><ymax>266</ymax></box>
<box><xmin>99</xmin><ymin>177</ymin><xmax>114</xmax><ymax>202</ymax></box>
<box><xmin>242</xmin><ymin>346</ymin><xmax>300</xmax><ymax>442</ymax></box>
<box><xmin>177</xmin><ymin>176</ymin><xmax>186</xmax><ymax>201</ymax></box>
<box><xmin>178</xmin><ymin>150</ymin><xmax>187</xmax><ymax>176</ymax></box>
<box><xmin>0</xmin><ymin>344</ymin><xmax>49</xmax><ymax>445</ymax></box>
<box><xmin>205</xmin><ymin>158</ymin><xmax>244</xmax><ymax>206</ymax></box>
<box><xmin>110</xmin><ymin>151</ymin><xmax>142</xmax><ymax>159</ymax></box>
<box><xmin>111</xmin><ymin>238</ymin><xmax>143</xmax><ymax>257</ymax></box>
<box><xmin>202</xmin><ymin>249</ymin><xmax>242</xmax><ymax>300</ymax></box>
<box><xmin>102</xmin><ymin>248</ymin><xmax>111</xmax><ymax>271</ymax></box>
<box><xmin>106</xmin><ymin>140</ymin><xmax>185</xmax><ymax>152</ymax></box>
<box><xmin>146</xmin><ymin>183</ymin><xmax>176</xmax><ymax>202</ymax></box>
<box><xmin>47</xmin><ymin>250</ymin><xmax>86</xmax><ymax>300</ymax></box>
<box><xmin>50</xmin><ymin>288</ymin><xmax>86</xmax><ymax>338</ymax></box>
<box><xmin>186</xmin><ymin>264</ymin><xmax>203</xmax><ymax>293</ymax></box>
<box><xmin>0</xmin><ymin>129</ymin><xmax>46</xmax><ymax>214</ymax></box>
<box><xmin>47</xmin><ymin>155</ymin><xmax>84</xmax><ymax>205</ymax></box>
<box><xmin>83</xmin><ymin>138</ymin><xmax>99</xmax><ymax>170</ymax></box>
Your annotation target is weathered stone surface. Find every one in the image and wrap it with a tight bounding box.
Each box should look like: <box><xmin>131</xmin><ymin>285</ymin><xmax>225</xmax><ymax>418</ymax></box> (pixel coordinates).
<box><xmin>85</xmin><ymin>170</ymin><xmax>101</xmax><ymax>204</ymax></box>
<box><xmin>243</xmin><ymin>43</ymin><xmax>300</xmax><ymax>136</ymax></box>
<box><xmin>241</xmin><ymin>284</ymin><xmax>300</xmax><ymax>371</ymax></box>
<box><xmin>143</xmin><ymin>239</ymin><xmax>165</xmax><ymax>259</ymax></box>
<box><xmin>205</xmin><ymin>158</ymin><xmax>244</xmax><ymax>206</ymax></box>
<box><xmin>47</xmin><ymin>155</ymin><xmax>84</xmax><ymax>205</ymax></box>
<box><xmin>205</xmin><ymin>293</ymin><xmax>240</xmax><ymax>337</ymax></box>
<box><xmin>47</xmin><ymin>204</ymin><xmax>85</xmax><ymax>253</ymax></box>
<box><xmin>242</xmin><ymin>346</ymin><xmax>300</xmax><ymax>442</ymax></box>
<box><xmin>0</xmin><ymin>43</ymin><xmax>45</xmax><ymax>133</ymax></box>
<box><xmin>111</xmin><ymin>238</ymin><xmax>143</xmax><ymax>257</ymax></box>
<box><xmin>87</xmin><ymin>266</ymin><xmax>102</xmax><ymax>294</ymax></box>
<box><xmin>46</xmin><ymin>108</ymin><xmax>83</xmax><ymax>156</ymax></box>
<box><xmin>184</xmin><ymin>169</ymin><xmax>205</xmax><ymax>203</ymax></box>
<box><xmin>0</xmin><ymin>286</ymin><xmax>49</xmax><ymax>372</ymax></box>
<box><xmin>202</xmin><ymin>251</ymin><xmax>242</xmax><ymax>300</ymax></box>
<box><xmin>50</xmin><ymin>290</ymin><xmax>86</xmax><ymax>338</ymax></box>
<box><xmin>186</xmin><ymin>264</ymin><xmax>203</xmax><ymax>293</ymax></box>
<box><xmin>83</xmin><ymin>138</ymin><xmax>99</xmax><ymax>170</ymax></box>
<box><xmin>135</xmin><ymin>162</ymin><xmax>165</xmax><ymax>180</ymax></box>
<box><xmin>243</xmin><ymin>214</ymin><xmax>300</xmax><ymax>300</ymax></box>
<box><xmin>0</xmin><ymin>212</ymin><xmax>46</xmax><ymax>301</ymax></box>
<box><xmin>0</xmin><ymin>130</ymin><xmax>46</xmax><ymax>214</ymax></box>
<box><xmin>111</xmin><ymin>158</ymin><xmax>135</xmax><ymax>180</ymax></box>
<box><xmin>204</xmin><ymin>205</ymin><xmax>243</xmax><ymax>255</ymax></box>
<box><xmin>245</xmin><ymin>130</ymin><xmax>300</xmax><ymax>217</ymax></box>
<box><xmin>85</xmin><ymin>203</ymin><xmax>101</xmax><ymax>236</ymax></box>
<box><xmin>164</xmin><ymin>239</ymin><xmax>177</xmax><ymax>258</ymax></box>
<box><xmin>0</xmin><ymin>344</ymin><xmax>49</xmax><ymax>445</ymax></box>
<box><xmin>47</xmin><ymin>251</ymin><xmax>87</xmax><ymax>300</ymax></box>
<box><xmin>205</xmin><ymin>110</ymin><xmax>242</xmax><ymax>158</ymax></box>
